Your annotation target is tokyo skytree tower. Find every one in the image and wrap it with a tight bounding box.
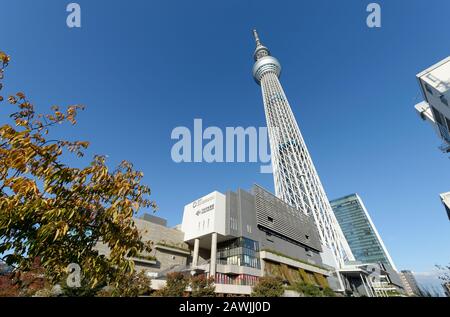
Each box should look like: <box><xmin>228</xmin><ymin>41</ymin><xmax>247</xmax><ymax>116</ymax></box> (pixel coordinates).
<box><xmin>251</xmin><ymin>29</ymin><xmax>354</xmax><ymax>268</ymax></box>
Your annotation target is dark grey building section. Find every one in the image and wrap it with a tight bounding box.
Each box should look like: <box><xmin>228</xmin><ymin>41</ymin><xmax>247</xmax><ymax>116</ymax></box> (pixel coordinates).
<box><xmin>383</xmin><ymin>264</ymin><xmax>403</xmax><ymax>289</ymax></box>
<box><xmin>253</xmin><ymin>185</ymin><xmax>322</xmax><ymax>253</ymax></box>
<box><xmin>225</xmin><ymin>189</ymin><xmax>260</xmax><ymax>242</ymax></box>
<box><xmin>224</xmin><ymin>185</ymin><xmax>325</xmax><ymax>268</ymax></box>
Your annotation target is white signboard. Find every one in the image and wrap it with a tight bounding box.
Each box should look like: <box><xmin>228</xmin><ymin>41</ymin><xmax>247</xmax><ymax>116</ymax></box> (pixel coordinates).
<box><xmin>181</xmin><ymin>191</ymin><xmax>226</xmax><ymax>241</ymax></box>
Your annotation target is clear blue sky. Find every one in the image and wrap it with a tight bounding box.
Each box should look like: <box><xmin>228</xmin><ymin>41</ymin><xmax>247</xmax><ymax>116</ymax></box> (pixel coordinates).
<box><xmin>1</xmin><ymin>0</ymin><xmax>449</xmax><ymax>280</ymax></box>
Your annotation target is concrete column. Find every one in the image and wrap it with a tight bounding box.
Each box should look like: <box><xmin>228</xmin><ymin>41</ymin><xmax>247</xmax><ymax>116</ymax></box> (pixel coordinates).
<box><xmin>260</xmin><ymin>256</ymin><xmax>265</xmax><ymax>276</ymax></box>
<box><xmin>360</xmin><ymin>273</ymin><xmax>371</xmax><ymax>297</ymax></box>
<box><xmin>364</xmin><ymin>275</ymin><xmax>375</xmax><ymax>297</ymax></box>
<box><xmin>192</xmin><ymin>238</ymin><xmax>200</xmax><ymax>267</ymax></box>
<box><xmin>210</xmin><ymin>233</ymin><xmax>217</xmax><ymax>279</ymax></box>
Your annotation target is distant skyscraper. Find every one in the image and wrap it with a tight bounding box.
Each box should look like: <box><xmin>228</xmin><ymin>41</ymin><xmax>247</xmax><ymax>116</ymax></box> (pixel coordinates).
<box><xmin>399</xmin><ymin>270</ymin><xmax>422</xmax><ymax>297</ymax></box>
<box><xmin>415</xmin><ymin>56</ymin><xmax>450</xmax><ymax>153</ymax></box>
<box><xmin>251</xmin><ymin>30</ymin><xmax>354</xmax><ymax>269</ymax></box>
<box><xmin>330</xmin><ymin>194</ymin><xmax>396</xmax><ymax>270</ymax></box>
<box><xmin>440</xmin><ymin>192</ymin><xmax>450</xmax><ymax>221</ymax></box>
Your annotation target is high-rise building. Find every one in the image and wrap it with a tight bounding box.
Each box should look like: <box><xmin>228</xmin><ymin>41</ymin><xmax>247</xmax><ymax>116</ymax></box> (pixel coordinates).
<box><xmin>399</xmin><ymin>270</ymin><xmax>422</xmax><ymax>297</ymax></box>
<box><xmin>330</xmin><ymin>194</ymin><xmax>397</xmax><ymax>270</ymax></box>
<box><xmin>440</xmin><ymin>192</ymin><xmax>450</xmax><ymax>220</ymax></box>
<box><xmin>251</xmin><ymin>30</ymin><xmax>354</xmax><ymax>270</ymax></box>
<box><xmin>415</xmin><ymin>56</ymin><xmax>450</xmax><ymax>153</ymax></box>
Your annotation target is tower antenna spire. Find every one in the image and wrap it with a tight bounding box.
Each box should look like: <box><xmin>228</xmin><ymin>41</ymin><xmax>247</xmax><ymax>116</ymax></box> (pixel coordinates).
<box><xmin>252</xmin><ymin>29</ymin><xmax>261</xmax><ymax>47</ymax></box>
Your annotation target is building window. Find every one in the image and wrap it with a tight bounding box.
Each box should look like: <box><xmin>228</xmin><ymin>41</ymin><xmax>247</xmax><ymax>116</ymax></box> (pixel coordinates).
<box><xmin>267</xmin><ymin>216</ymin><xmax>274</xmax><ymax>223</ymax></box>
<box><xmin>214</xmin><ymin>273</ymin><xmax>259</xmax><ymax>286</ymax></box>
<box><xmin>305</xmin><ymin>235</ymin><xmax>309</xmax><ymax>240</ymax></box>
<box><xmin>446</xmin><ymin>117</ymin><xmax>450</xmax><ymax>133</ymax></box>
<box><xmin>216</xmin><ymin>238</ymin><xmax>260</xmax><ymax>269</ymax></box>
<box><xmin>425</xmin><ymin>84</ymin><xmax>433</xmax><ymax>95</ymax></box>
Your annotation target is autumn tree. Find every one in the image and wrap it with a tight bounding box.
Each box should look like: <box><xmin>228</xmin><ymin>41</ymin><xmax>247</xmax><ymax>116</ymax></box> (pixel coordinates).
<box><xmin>0</xmin><ymin>51</ymin><xmax>156</xmax><ymax>294</ymax></box>
<box><xmin>0</xmin><ymin>257</ymin><xmax>49</xmax><ymax>297</ymax></box>
<box><xmin>153</xmin><ymin>272</ymin><xmax>189</xmax><ymax>297</ymax></box>
<box><xmin>102</xmin><ymin>270</ymin><xmax>152</xmax><ymax>297</ymax></box>
<box><xmin>190</xmin><ymin>275</ymin><xmax>215</xmax><ymax>297</ymax></box>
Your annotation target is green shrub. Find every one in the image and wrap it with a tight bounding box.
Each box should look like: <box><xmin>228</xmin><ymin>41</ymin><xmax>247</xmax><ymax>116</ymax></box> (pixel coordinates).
<box><xmin>322</xmin><ymin>287</ymin><xmax>336</xmax><ymax>297</ymax></box>
<box><xmin>251</xmin><ymin>276</ymin><xmax>284</xmax><ymax>297</ymax></box>
<box><xmin>293</xmin><ymin>282</ymin><xmax>322</xmax><ymax>297</ymax></box>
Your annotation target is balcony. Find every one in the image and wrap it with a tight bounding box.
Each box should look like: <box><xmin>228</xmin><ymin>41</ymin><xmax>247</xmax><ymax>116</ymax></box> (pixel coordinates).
<box><xmin>216</xmin><ymin>264</ymin><xmax>262</xmax><ymax>277</ymax></box>
<box><xmin>155</xmin><ymin>243</ymin><xmax>191</xmax><ymax>256</ymax></box>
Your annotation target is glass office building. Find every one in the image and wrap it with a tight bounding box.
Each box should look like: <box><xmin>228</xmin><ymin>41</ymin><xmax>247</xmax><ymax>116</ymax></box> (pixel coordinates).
<box><xmin>330</xmin><ymin>194</ymin><xmax>396</xmax><ymax>270</ymax></box>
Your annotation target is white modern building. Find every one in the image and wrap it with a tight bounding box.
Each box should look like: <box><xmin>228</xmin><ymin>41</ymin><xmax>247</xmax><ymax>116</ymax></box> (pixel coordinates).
<box><xmin>181</xmin><ymin>185</ymin><xmax>336</xmax><ymax>296</ymax></box>
<box><xmin>415</xmin><ymin>56</ymin><xmax>450</xmax><ymax>153</ymax></box>
<box><xmin>250</xmin><ymin>30</ymin><xmax>354</xmax><ymax>279</ymax></box>
<box><xmin>440</xmin><ymin>192</ymin><xmax>450</xmax><ymax>220</ymax></box>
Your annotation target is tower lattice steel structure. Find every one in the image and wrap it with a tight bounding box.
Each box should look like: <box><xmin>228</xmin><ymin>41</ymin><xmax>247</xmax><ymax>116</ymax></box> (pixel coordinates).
<box><xmin>251</xmin><ymin>30</ymin><xmax>354</xmax><ymax>268</ymax></box>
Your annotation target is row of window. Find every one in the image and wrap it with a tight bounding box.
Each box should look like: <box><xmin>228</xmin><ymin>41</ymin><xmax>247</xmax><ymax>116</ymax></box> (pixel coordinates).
<box><xmin>216</xmin><ymin>238</ymin><xmax>261</xmax><ymax>269</ymax></box>
<box><xmin>217</xmin><ymin>237</ymin><xmax>260</xmax><ymax>252</ymax></box>
<box><xmin>217</xmin><ymin>246</ymin><xmax>259</xmax><ymax>258</ymax></box>
<box><xmin>217</xmin><ymin>255</ymin><xmax>260</xmax><ymax>269</ymax></box>
<box><xmin>214</xmin><ymin>273</ymin><xmax>259</xmax><ymax>286</ymax></box>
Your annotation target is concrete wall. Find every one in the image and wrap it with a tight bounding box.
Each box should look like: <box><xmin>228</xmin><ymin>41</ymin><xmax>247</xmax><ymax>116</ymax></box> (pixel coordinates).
<box><xmin>95</xmin><ymin>217</ymin><xmax>191</xmax><ymax>274</ymax></box>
